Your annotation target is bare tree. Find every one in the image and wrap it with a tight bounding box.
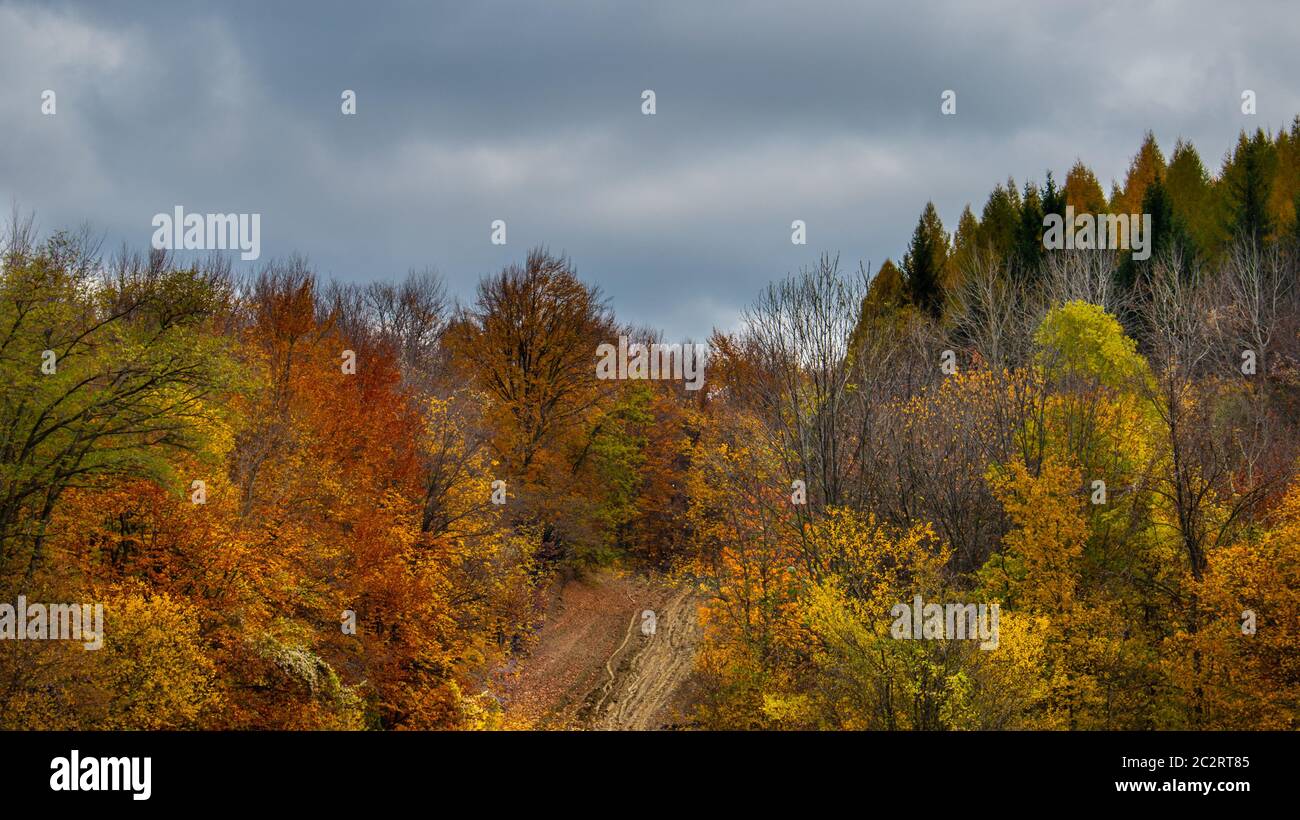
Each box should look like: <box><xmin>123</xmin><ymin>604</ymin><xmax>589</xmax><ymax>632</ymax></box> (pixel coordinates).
<box><xmin>1139</xmin><ymin>255</ymin><xmax>1281</xmax><ymax>582</ymax></box>
<box><xmin>946</xmin><ymin>249</ymin><xmax>1042</xmax><ymax>371</ymax></box>
<box><xmin>326</xmin><ymin>267</ymin><xmax>449</xmax><ymax>393</ymax></box>
<box><xmin>1219</xmin><ymin>238</ymin><xmax>1296</xmax><ymax>379</ymax></box>
<box><xmin>735</xmin><ymin>253</ymin><xmax>867</xmax><ymax>512</ymax></box>
<box><xmin>1043</xmin><ymin>248</ymin><xmax>1127</xmax><ymax>318</ymax></box>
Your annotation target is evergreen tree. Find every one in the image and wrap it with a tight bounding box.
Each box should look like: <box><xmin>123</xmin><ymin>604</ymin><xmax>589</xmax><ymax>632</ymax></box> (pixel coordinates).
<box><xmin>977</xmin><ymin>180</ymin><xmax>1020</xmax><ymax>262</ymax></box>
<box><xmin>1041</xmin><ymin>171</ymin><xmax>1064</xmax><ymax>220</ymax></box>
<box><xmin>1014</xmin><ymin>180</ymin><xmax>1045</xmax><ymax>281</ymax></box>
<box><xmin>1108</xmin><ymin>181</ymin><xmax>1124</xmax><ymax>211</ymax></box>
<box><xmin>1063</xmin><ymin>160</ymin><xmax>1107</xmax><ymax>214</ymax></box>
<box><xmin>1166</xmin><ymin>139</ymin><xmax>1221</xmax><ymax>257</ymax></box>
<box><xmin>1118</xmin><ymin>177</ymin><xmax>1190</xmax><ymax>292</ymax></box>
<box><xmin>1292</xmin><ymin>190</ymin><xmax>1300</xmax><ymax>254</ymax></box>
<box><xmin>851</xmin><ymin>259</ymin><xmax>906</xmax><ymax>354</ymax></box>
<box><xmin>1267</xmin><ymin>121</ymin><xmax>1300</xmax><ymax>236</ymax></box>
<box><xmin>1223</xmin><ymin>130</ymin><xmax>1276</xmax><ymax>247</ymax></box>
<box><xmin>947</xmin><ymin>205</ymin><xmax>981</xmax><ymax>287</ymax></box>
<box><xmin>1115</xmin><ymin>131</ymin><xmax>1166</xmax><ymax>215</ymax></box>
<box><xmin>901</xmin><ymin>203</ymin><xmax>950</xmax><ymax>318</ymax></box>
<box><xmin>864</xmin><ymin>258</ymin><xmax>905</xmax><ymax>310</ymax></box>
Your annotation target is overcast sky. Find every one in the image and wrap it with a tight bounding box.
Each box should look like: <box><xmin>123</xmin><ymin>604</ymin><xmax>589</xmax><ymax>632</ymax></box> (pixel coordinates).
<box><xmin>3</xmin><ymin>0</ymin><xmax>1298</xmax><ymax>339</ymax></box>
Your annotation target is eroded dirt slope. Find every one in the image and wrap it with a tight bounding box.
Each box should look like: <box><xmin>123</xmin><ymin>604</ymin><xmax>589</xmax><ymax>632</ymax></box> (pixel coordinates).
<box><xmin>504</xmin><ymin>569</ymin><xmax>703</xmax><ymax>730</ymax></box>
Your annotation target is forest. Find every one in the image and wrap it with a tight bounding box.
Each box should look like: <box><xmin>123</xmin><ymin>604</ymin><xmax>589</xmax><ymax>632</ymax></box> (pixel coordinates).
<box><xmin>1</xmin><ymin>120</ymin><xmax>1298</xmax><ymax>730</ymax></box>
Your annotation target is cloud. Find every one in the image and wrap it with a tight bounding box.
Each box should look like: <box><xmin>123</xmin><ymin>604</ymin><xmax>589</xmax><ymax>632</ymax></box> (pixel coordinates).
<box><xmin>2</xmin><ymin>0</ymin><xmax>1298</xmax><ymax>339</ymax></box>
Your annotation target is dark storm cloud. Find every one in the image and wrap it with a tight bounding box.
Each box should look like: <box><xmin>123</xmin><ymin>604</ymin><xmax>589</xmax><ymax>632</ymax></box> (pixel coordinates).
<box><xmin>2</xmin><ymin>0</ymin><xmax>1298</xmax><ymax>338</ymax></box>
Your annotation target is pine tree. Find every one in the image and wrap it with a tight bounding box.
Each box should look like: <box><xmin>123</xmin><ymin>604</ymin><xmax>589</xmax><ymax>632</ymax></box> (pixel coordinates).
<box><xmin>1291</xmin><ymin>190</ymin><xmax>1300</xmax><ymax>254</ymax></box>
<box><xmin>864</xmin><ymin>258</ymin><xmax>905</xmax><ymax>310</ymax></box>
<box><xmin>1115</xmin><ymin>131</ymin><xmax>1166</xmax><ymax>215</ymax></box>
<box><xmin>1223</xmin><ymin>130</ymin><xmax>1276</xmax><ymax>247</ymax></box>
<box><xmin>851</xmin><ymin>259</ymin><xmax>906</xmax><ymax>353</ymax></box>
<box><xmin>947</xmin><ymin>205</ymin><xmax>981</xmax><ymax>287</ymax></box>
<box><xmin>1063</xmin><ymin>160</ymin><xmax>1107</xmax><ymax>214</ymax></box>
<box><xmin>1014</xmin><ymin>181</ymin><xmax>1045</xmax><ymax>281</ymax></box>
<box><xmin>1118</xmin><ymin>176</ymin><xmax>1190</xmax><ymax>292</ymax></box>
<box><xmin>901</xmin><ymin>203</ymin><xmax>950</xmax><ymax>318</ymax></box>
<box><xmin>1267</xmin><ymin>122</ymin><xmax>1299</xmax><ymax>237</ymax></box>
<box><xmin>1166</xmin><ymin>139</ymin><xmax>1220</xmax><ymax>257</ymax></box>
<box><xmin>1041</xmin><ymin>171</ymin><xmax>1064</xmax><ymax>220</ymax></box>
<box><xmin>978</xmin><ymin>180</ymin><xmax>1020</xmax><ymax>262</ymax></box>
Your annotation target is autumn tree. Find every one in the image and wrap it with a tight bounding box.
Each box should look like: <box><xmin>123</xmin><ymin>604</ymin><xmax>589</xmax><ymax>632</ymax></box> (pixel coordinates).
<box><xmin>0</xmin><ymin>223</ymin><xmax>234</xmax><ymax>583</ymax></box>
<box><xmin>445</xmin><ymin>249</ymin><xmax>618</xmax><ymax>560</ymax></box>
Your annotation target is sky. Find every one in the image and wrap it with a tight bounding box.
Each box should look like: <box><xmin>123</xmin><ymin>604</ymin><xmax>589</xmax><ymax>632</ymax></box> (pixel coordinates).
<box><xmin>2</xmin><ymin>0</ymin><xmax>1298</xmax><ymax>340</ymax></box>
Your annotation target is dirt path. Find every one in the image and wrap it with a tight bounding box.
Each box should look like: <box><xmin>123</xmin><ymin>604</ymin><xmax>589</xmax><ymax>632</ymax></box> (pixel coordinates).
<box><xmin>503</xmin><ymin>569</ymin><xmax>704</xmax><ymax>730</ymax></box>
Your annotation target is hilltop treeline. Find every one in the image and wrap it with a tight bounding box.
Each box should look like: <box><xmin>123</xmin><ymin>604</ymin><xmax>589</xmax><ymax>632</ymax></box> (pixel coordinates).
<box><xmin>2</xmin><ymin>122</ymin><xmax>1298</xmax><ymax>730</ymax></box>
<box><xmin>875</xmin><ymin>118</ymin><xmax>1300</xmax><ymax>318</ymax></box>
<box><xmin>691</xmin><ymin>122</ymin><xmax>1300</xmax><ymax>729</ymax></box>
